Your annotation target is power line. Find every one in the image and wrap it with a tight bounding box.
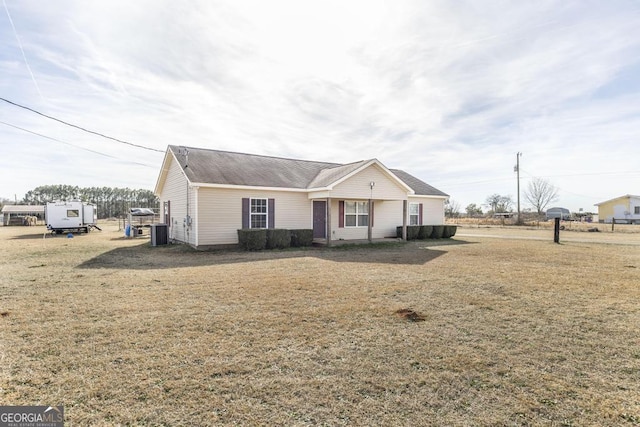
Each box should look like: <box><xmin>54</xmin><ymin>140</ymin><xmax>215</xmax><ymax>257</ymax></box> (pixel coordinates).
<box><xmin>519</xmin><ymin>169</ymin><xmax>608</xmax><ymax>202</ymax></box>
<box><xmin>521</xmin><ymin>169</ymin><xmax>640</xmax><ymax>179</ymax></box>
<box><xmin>0</xmin><ymin>120</ymin><xmax>157</xmax><ymax>168</ymax></box>
<box><xmin>0</xmin><ymin>97</ymin><xmax>165</xmax><ymax>153</ymax></box>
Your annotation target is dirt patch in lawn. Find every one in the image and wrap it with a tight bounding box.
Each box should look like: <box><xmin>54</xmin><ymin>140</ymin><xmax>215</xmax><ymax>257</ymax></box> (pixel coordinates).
<box><xmin>1</xmin><ymin>224</ymin><xmax>639</xmax><ymax>425</ymax></box>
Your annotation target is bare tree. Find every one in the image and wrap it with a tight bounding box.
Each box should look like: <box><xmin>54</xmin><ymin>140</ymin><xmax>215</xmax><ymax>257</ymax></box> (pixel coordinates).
<box><xmin>496</xmin><ymin>195</ymin><xmax>514</xmax><ymax>213</ymax></box>
<box><xmin>445</xmin><ymin>199</ymin><xmax>461</xmax><ymax>218</ymax></box>
<box><xmin>524</xmin><ymin>178</ymin><xmax>559</xmax><ymax>215</ymax></box>
<box><xmin>486</xmin><ymin>194</ymin><xmax>502</xmax><ymax>213</ymax></box>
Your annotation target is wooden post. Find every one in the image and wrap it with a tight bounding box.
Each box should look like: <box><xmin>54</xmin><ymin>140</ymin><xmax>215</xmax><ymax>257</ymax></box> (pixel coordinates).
<box><xmin>402</xmin><ymin>200</ymin><xmax>407</xmax><ymax>240</ymax></box>
<box><xmin>611</xmin><ymin>217</ymin><xmax>615</xmax><ymax>232</ymax></box>
<box><xmin>554</xmin><ymin>217</ymin><xmax>560</xmax><ymax>243</ymax></box>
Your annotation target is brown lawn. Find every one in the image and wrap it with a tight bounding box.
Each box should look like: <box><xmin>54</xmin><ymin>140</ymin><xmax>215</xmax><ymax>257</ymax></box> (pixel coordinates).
<box><xmin>1</xmin><ymin>223</ymin><xmax>639</xmax><ymax>426</ymax></box>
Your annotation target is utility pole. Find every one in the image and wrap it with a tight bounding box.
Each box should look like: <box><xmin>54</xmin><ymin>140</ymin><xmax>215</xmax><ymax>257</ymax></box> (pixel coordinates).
<box><xmin>514</xmin><ymin>152</ymin><xmax>522</xmax><ymax>225</ymax></box>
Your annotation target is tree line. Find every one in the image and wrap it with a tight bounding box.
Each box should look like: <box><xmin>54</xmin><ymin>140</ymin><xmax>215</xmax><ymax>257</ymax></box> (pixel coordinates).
<box><xmin>19</xmin><ymin>184</ymin><xmax>158</xmax><ymax>219</ymax></box>
<box><xmin>446</xmin><ymin>177</ymin><xmax>561</xmax><ymax>218</ymax></box>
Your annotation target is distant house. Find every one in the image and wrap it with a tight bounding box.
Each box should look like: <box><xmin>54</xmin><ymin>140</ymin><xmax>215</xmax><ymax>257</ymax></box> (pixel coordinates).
<box><xmin>595</xmin><ymin>195</ymin><xmax>640</xmax><ymax>224</ymax></box>
<box><xmin>546</xmin><ymin>207</ymin><xmax>571</xmax><ymax>221</ymax></box>
<box><xmin>154</xmin><ymin>146</ymin><xmax>449</xmax><ymax>249</ymax></box>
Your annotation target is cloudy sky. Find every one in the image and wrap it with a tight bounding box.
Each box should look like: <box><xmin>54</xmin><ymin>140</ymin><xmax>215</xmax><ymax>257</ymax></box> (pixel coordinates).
<box><xmin>2</xmin><ymin>0</ymin><xmax>639</xmax><ymax>213</ymax></box>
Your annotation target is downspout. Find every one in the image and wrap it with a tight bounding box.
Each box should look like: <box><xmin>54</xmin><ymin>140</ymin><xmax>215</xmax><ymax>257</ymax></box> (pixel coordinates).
<box><xmin>184</xmin><ymin>148</ymin><xmax>191</xmax><ymax>245</ymax></box>
<box><xmin>402</xmin><ymin>200</ymin><xmax>407</xmax><ymax>240</ymax></box>
<box><xmin>185</xmin><ymin>180</ymin><xmax>189</xmax><ymax>244</ymax></box>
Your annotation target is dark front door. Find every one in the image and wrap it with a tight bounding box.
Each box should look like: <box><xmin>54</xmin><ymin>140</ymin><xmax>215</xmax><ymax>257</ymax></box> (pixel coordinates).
<box><xmin>313</xmin><ymin>201</ymin><xmax>326</xmax><ymax>238</ymax></box>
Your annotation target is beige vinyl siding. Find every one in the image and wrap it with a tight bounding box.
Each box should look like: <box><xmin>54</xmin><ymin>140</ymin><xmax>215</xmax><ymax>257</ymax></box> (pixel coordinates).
<box><xmin>597</xmin><ymin>201</ymin><xmax>614</xmax><ymax>221</ymax></box>
<box><xmin>371</xmin><ymin>200</ymin><xmax>404</xmax><ymax>238</ymax></box>
<box><xmin>158</xmin><ymin>156</ymin><xmax>193</xmax><ymax>244</ymax></box>
<box><xmin>197</xmin><ymin>188</ymin><xmax>312</xmax><ymax>245</ymax></box>
<box><xmin>330</xmin><ymin>164</ymin><xmax>407</xmax><ymax>200</ymax></box>
<box><xmin>409</xmin><ymin>197</ymin><xmax>446</xmax><ymax>225</ymax></box>
<box><xmin>598</xmin><ymin>197</ymin><xmax>628</xmax><ymax>222</ymax></box>
<box><xmin>597</xmin><ymin>196</ymin><xmax>640</xmax><ymax>222</ymax></box>
<box><xmin>597</xmin><ymin>198</ymin><xmax>623</xmax><ymax>220</ymax></box>
<box><xmin>330</xmin><ymin>199</ymin><xmax>401</xmax><ymax>240</ymax></box>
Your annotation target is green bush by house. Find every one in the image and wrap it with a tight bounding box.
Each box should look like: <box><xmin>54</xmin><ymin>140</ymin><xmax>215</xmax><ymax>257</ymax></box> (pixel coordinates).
<box><xmin>396</xmin><ymin>225</ymin><xmax>421</xmax><ymax>240</ymax></box>
<box><xmin>408</xmin><ymin>225</ymin><xmax>421</xmax><ymax>240</ymax></box>
<box><xmin>237</xmin><ymin>229</ymin><xmax>267</xmax><ymax>251</ymax></box>
<box><xmin>238</xmin><ymin>228</ymin><xmax>313</xmax><ymax>250</ymax></box>
<box><xmin>266</xmin><ymin>229</ymin><xmax>291</xmax><ymax>249</ymax></box>
<box><xmin>396</xmin><ymin>225</ymin><xmax>454</xmax><ymax>240</ymax></box>
<box><xmin>442</xmin><ymin>225</ymin><xmax>457</xmax><ymax>238</ymax></box>
<box><xmin>290</xmin><ymin>229</ymin><xmax>314</xmax><ymax>247</ymax></box>
<box><xmin>430</xmin><ymin>225</ymin><xmax>445</xmax><ymax>239</ymax></box>
<box><xmin>418</xmin><ymin>225</ymin><xmax>433</xmax><ymax>240</ymax></box>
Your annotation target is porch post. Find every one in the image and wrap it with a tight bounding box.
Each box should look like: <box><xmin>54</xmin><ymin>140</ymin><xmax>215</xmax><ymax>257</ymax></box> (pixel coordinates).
<box><xmin>402</xmin><ymin>200</ymin><xmax>408</xmax><ymax>240</ymax></box>
<box><xmin>368</xmin><ymin>198</ymin><xmax>373</xmax><ymax>243</ymax></box>
<box><xmin>326</xmin><ymin>197</ymin><xmax>332</xmax><ymax>247</ymax></box>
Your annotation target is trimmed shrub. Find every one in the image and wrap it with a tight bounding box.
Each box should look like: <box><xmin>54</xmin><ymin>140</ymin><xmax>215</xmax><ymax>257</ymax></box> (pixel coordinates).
<box><xmin>266</xmin><ymin>229</ymin><xmax>291</xmax><ymax>249</ymax></box>
<box><xmin>442</xmin><ymin>225</ymin><xmax>458</xmax><ymax>238</ymax></box>
<box><xmin>290</xmin><ymin>229</ymin><xmax>314</xmax><ymax>247</ymax></box>
<box><xmin>407</xmin><ymin>225</ymin><xmax>420</xmax><ymax>240</ymax></box>
<box><xmin>237</xmin><ymin>229</ymin><xmax>267</xmax><ymax>251</ymax></box>
<box><xmin>430</xmin><ymin>225</ymin><xmax>445</xmax><ymax>239</ymax></box>
<box><xmin>396</xmin><ymin>226</ymin><xmax>424</xmax><ymax>240</ymax></box>
<box><xmin>418</xmin><ymin>225</ymin><xmax>433</xmax><ymax>240</ymax></box>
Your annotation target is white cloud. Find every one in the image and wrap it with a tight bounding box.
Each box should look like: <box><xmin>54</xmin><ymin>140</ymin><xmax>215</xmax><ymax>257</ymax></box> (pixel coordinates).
<box><xmin>1</xmin><ymin>0</ymin><xmax>640</xmax><ymax>211</ymax></box>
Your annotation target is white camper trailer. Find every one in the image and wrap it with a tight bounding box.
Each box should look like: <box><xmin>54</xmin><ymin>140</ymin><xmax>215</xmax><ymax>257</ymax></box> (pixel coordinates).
<box><xmin>45</xmin><ymin>201</ymin><xmax>98</xmax><ymax>234</ymax></box>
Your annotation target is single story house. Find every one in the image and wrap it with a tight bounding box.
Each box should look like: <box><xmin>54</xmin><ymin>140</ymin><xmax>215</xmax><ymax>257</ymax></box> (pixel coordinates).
<box><xmin>154</xmin><ymin>145</ymin><xmax>449</xmax><ymax>249</ymax></box>
<box><xmin>595</xmin><ymin>195</ymin><xmax>640</xmax><ymax>224</ymax></box>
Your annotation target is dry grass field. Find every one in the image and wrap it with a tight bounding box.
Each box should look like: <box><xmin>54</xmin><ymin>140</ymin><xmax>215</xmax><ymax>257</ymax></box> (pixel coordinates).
<box><xmin>1</xmin><ymin>223</ymin><xmax>639</xmax><ymax>426</ymax></box>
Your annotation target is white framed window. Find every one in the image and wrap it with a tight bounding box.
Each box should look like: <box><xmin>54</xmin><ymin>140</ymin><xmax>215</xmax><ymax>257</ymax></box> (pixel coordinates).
<box><xmin>409</xmin><ymin>203</ymin><xmax>420</xmax><ymax>225</ymax></box>
<box><xmin>635</xmin><ymin>206</ymin><xmax>640</xmax><ymax>215</ymax></box>
<box><xmin>345</xmin><ymin>201</ymin><xmax>369</xmax><ymax>227</ymax></box>
<box><xmin>250</xmin><ymin>198</ymin><xmax>268</xmax><ymax>229</ymax></box>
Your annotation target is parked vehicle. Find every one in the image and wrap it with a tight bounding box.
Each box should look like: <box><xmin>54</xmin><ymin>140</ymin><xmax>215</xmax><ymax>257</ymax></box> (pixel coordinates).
<box><xmin>45</xmin><ymin>201</ymin><xmax>98</xmax><ymax>233</ymax></box>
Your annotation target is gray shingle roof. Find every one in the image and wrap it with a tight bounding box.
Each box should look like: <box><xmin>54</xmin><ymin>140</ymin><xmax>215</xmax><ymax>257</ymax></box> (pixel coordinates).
<box><xmin>1</xmin><ymin>205</ymin><xmax>45</xmax><ymax>214</ymax></box>
<box><xmin>390</xmin><ymin>169</ymin><xmax>449</xmax><ymax>197</ymax></box>
<box><xmin>168</xmin><ymin>145</ymin><xmax>447</xmax><ymax>197</ymax></box>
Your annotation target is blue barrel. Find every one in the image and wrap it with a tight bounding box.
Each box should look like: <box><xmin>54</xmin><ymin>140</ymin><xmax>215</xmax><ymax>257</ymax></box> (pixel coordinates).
<box><xmin>125</xmin><ymin>224</ymin><xmax>131</xmax><ymax>237</ymax></box>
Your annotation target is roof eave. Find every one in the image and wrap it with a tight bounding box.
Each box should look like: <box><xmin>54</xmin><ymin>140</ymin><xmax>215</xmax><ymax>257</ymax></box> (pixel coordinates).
<box><xmin>153</xmin><ymin>149</ymin><xmax>173</xmax><ymax>195</ymax></box>
<box><xmin>594</xmin><ymin>194</ymin><xmax>640</xmax><ymax>206</ymax></box>
<box><xmin>191</xmin><ymin>182</ymin><xmax>310</xmax><ymax>192</ymax></box>
<box><xmin>155</xmin><ymin>147</ymin><xmax>193</xmax><ymax>195</ymax></box>
<box><xmin>408</xmin><ymin>194</ymin><xmax>449</xmax><ymax>199</ymax></box>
